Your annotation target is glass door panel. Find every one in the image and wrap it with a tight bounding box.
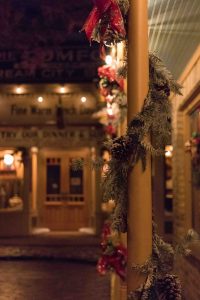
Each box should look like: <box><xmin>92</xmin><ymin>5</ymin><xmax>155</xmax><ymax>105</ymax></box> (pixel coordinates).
<box><xmin>43</xmin><ymin>150</ymin><xmax>89</xmax><ymax>231</ymax></box>
<box><xmin>69</xmin><ymin>158</ymin><xmax>83</xmax><ymax>195</ymax></box>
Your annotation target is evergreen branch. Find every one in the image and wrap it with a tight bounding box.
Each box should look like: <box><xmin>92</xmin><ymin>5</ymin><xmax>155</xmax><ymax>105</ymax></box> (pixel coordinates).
<box><xmin>175</xmin><ymin>229</ymin><xmax>199</xmax><ymax>257</ymax></box>
<box><xmin>140</xmin><ymin>140</ymin><xmax>165</xmax><ymax>156</ymax></box>
<box><xmin>102</xmin><ymin>54</ymin><xmax>182</xmax><ymax>233</ymax></box>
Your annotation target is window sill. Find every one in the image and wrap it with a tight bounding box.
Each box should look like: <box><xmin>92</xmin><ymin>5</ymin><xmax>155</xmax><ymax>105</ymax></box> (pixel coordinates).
<box><xmin>0</xmin><ymin>207</ymin><xmax>23</xmax><ymax>213</ymax></box>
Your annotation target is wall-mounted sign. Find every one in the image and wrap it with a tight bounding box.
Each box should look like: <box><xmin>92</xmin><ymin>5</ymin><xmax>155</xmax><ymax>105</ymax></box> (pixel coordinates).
<box><xmin>0</xmin><ymin>1</ymin><xmax>100</xmax><ymax>83</ymax></box>
<box><xmin>0</xmin><ymin>93</ymin><xmax>97</xmax><ymax>126</ymax></box>
<box><xmin>0</xmin><ymin>46</ymin><xmax>101</xmax><ymax>83</ymax></box>
<box><xmin>0</xmin><ymin>127</ymin><xmax>102</xmax><ymax>147</ymax></box>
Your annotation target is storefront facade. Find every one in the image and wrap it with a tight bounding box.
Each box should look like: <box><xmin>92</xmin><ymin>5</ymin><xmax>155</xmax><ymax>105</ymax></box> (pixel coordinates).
<box><xmin>0</xmin><ymin>0</ymin><xmax>103</xmax><ymax>236</ymax></box>
<box><xmin>172</xmin><ymin>46</ymin><xmax>200</xmax><ymax>299</ymax></box>
<box><xmin>0</xmin><ymin>84</ymin><xmax>103</xmax><ymax>236</ymax></box>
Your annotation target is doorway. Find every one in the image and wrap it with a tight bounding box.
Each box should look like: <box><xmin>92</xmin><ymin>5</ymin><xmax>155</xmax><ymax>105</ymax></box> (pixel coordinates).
<box><xmin>40</xmin><ymin>149</ymin><xmax>90</xmax><ymax>231</ymax></box>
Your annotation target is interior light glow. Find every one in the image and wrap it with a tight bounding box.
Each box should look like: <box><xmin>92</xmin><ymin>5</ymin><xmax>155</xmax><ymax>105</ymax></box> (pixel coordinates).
<box><xmin>16</xmin><ymin>87</ymin><xmax>23</xmax><ymax>94</ymax></box>
<box><xmin>81</xmin><ymin>96</ymin><xmax>87</xmax><ymax>103</ymax></box>
<box><xmin>165</xmin><ymin>145</ymin><xmax>173</xmax><ymax>157</ymax></box>
<box><xmin>4</xmin><ymin>154</ymin><xmax>14</xmax><ymax>166</ymax></box>
<box><xmin>105</xmin><ymin>55</ymin><xmax>113</xmax><ymax>65</ymax></box>
<box><xmin>37</xmin><ymin>96</ymin><xmax>44</xmax><ymax>103</ymax></box>
<box><xmin>60</xmin><ymin>86</ymin><xmax>66</xmax><ymax>93</ymax></box>
<box><xmin>165</xmin><ymin>151</ymin><xmax>172</xmax><ymax>157</ymax></box>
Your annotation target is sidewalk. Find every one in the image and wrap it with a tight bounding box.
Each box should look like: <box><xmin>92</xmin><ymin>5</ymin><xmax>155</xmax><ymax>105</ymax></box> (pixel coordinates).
<box><xmin>0</xmin><ymin>231</ymin><xmax>101</xmax><ymax>262</ymax></box>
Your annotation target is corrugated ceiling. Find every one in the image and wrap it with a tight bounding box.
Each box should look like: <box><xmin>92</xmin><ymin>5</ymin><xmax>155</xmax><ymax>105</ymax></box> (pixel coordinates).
<box><xmin>148</xmin><ymin>0</ymin><xmax>200</xmax><ymax>79</ymax></box>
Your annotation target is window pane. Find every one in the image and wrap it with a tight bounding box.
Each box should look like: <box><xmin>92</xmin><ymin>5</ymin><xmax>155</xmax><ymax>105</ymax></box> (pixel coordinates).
<box><xmin>69</xmin><ymin>159</ymin><xmax>83</xmax><ymax>194</ymax></box>
<box><xmin>46</xmin><ymin>165</ymin><xmax>60</xmax><ymax>194</ymax></box>
<box><xmin>164</xmin><ymin>221</ymin><xmax>173</xmax><ymax>234</ymax></box>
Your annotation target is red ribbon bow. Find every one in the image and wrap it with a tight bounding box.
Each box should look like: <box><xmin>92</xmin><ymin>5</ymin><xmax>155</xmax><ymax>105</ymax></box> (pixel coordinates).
<box><xmin>97</xmin><ymin>245</ymin><xmax>127</xmax><ymax>281</ymax></box>
<box><xmin>82</xmin><ymin>0</ymin><xmax>126</xmax><ymax>43</ymax></box>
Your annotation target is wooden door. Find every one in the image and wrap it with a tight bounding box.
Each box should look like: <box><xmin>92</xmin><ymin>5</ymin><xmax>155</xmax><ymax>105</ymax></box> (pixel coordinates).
<box><xmin>42</xmin><ymin>150</ymin><xmax>89</xmax><ymax>231</ymax></box>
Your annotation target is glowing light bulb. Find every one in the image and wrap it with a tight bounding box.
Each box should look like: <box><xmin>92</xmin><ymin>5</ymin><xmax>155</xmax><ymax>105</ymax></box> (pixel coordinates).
<box><xmin>165</xmin><ymin>151</ymin><xmax>171</xmax><ymax>157</ymax></box>
<box><xmin>16</xmin><ymin>87</ymin><xmax>23</xmax><ymax>94</ymax></box>
<box><xmin>37</xmin><ymin>96</ymin><xmax>43</xmax><ymax>103</ymax></box>
<box><xmin>81</xmin><ymin>96</ymin><xmax>87</xmax><ymax>103</ymax></box>
<box><xmin>4</xmin><ymin>154</ymin><xmax>14</xmax><ymax>166</ymax></box>
<box><xmin>165</xmin><ymin>145</ymin><xmax>173</xmax><ymax>157</ymax></box>
<box><xmin>105</xmin><ymin>55</ymin><xmax>113</xmax><ymax>65</ymax></box>
<box><xmin>60</xmin><ymin>86</ymin><xmax>66</xmax><ymax>93</ymax></box>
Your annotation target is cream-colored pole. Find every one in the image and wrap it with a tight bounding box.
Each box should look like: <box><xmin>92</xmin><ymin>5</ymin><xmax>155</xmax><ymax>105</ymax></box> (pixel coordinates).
<box><xmin>31</xmin><ymin>147</ymin><xmax>38</xmax><ymax>213</ymax></box>
<box><xmin>127</xmin><ymin>0</ymin><xmax>152</xmax><ymax>293</ymax></box>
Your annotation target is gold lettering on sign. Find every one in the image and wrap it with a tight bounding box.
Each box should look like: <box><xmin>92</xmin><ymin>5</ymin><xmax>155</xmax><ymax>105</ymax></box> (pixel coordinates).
<box><xmin>56</xmin><ymin>50</ymin><xmax>74</xmax><ymax>62</ymax></box>
<box><xmin>0</xmin><ymin>131</ymin><xmax>17</xmax><ymax>138</ymax></box>
<box><xmin>76</xmin><ymin>50</ymin><xmax>89</xmax><ymax>62</ymax></box>
<box><xmin>11</xmin><ymin>104</ymin><xmax>27</xmax><ymax>115</ymax></box>
<box><xmin>0</xmin><ymin>51</ymin><xmax>16</xmax><ymax>62</ymax></box>
<box><xmin>30</xmin><ymin>106</ymin><xmax>52</xmax><ymax>115</ymax></box>
<box><xmin>22</xmin><ymin>131</ymin><xmax>38</xmax><ymax>138</ymax></box>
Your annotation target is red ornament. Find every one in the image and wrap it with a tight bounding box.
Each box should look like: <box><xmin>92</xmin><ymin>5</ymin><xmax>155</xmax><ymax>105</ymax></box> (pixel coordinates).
<box><xmin>101</xmin><ymin>222</ymin><xmax>112</xmax><ymax>239</ymax></box>
<box><xmin>100</xmin><ymin>87</ymin><xmax>109</xmax><ymax>97</ymax></box>
<box><xmin>105</xmin><ymin>124</ymin><xmax>116</xmax><ymax>135</ymax></box>
<box><xmin>98</xmin><ymin>65</ymin><xmax>124</xmax><ymax>90</ymax></box>
<box><xmin>98</xmin><ymin>65</ymin><xmax>116</xmax><ymax>82</ymax></box>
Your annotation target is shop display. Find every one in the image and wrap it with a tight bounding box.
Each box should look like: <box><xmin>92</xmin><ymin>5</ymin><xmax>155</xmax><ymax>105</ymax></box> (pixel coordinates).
<box><xmin>0</xmin><ymin>150</ymin><xmax>23</xmax><ymax>211</ymax></box>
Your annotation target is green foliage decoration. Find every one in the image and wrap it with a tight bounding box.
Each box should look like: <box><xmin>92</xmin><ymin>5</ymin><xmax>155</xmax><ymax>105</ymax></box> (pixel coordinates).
<box><xmin>128</xmin><ymin>228</ymin><xmax>199</xmax><ymax>299</ymax></box>
<box><xmin>102</xmin><ymin>53</ymin><xmax>182</xmax><ymax>233</ymax></box>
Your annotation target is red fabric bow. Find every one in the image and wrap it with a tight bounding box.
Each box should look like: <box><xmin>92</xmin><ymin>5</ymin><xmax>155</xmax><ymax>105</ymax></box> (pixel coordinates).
<box><xmin>82</xmin><ymin>0</ymin><xmax>126</xmax><ymax>43</ymax></box>
<box><xmin>97</xmin><ymin>245</ymin><xmax>127</xmax><ymax>281</ymax></box>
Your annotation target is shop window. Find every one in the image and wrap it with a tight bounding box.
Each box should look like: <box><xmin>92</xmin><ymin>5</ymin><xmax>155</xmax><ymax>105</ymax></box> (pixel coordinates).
<box><xmin>46</xmin><ymin>165</ymin><xmax>60</xmax><ymax>194</ymax></box>
<box><xmin>164</xmin><ymin>221</ymin><xmax>173</xmax><ymax>234</ymax></box>
<box><xmin>189</xmin><ymin>106</ymin><xmax>200</xmax><ymax>234</ymax></box>
<box><xmin>164</xmin><ymin>145</ymin><xmax>173</xmax><ymax>214</ymax></box>
<box><xmin>45</xmin><ymin>155</ymin><xmax>85</xmax><ymax>203</ymax></box>
<box><xmin>0</xmin><ymin>149</ymin><xmax>23</xmax><ymax>211</ymax></box>
<box><xmin>164</xmin><ymin>145</ymin><xmax>174</xmax><ymax>237</ymax></box>
<box><xmin>165</xmin><ymin>195</ymin><xmax>173</xmax><ymax>212</ymax></box>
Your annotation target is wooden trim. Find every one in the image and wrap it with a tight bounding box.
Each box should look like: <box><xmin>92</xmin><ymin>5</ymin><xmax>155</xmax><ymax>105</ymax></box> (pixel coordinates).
<box><xmin>183</xmin><ymin>94</ymin><xmax>200</xmax><ymax>116</ymax></box>
<box><xmin>179</xmin><ymin>45</ymin><xmax>200</xmax><ymax>84</ymax></box>
<box><xmin>45</xmin><ymin>202</ymin><xmax>62</xmax><ymax>206</ymax></box>
<box><xmin>179</xmin><ymin>81</ymin><xmax>200</xmax><ymax>112</ymax></box>
<box><xmin>180</xmin><ymin>90</ymin><xmax>200</xmax><ymax>231</ymax></box>
<box><xmin>186</xmin><ymin>253</ymin><xmax>200</xmax><ymax>271</ymax></box>
<box><xmin>0</xmin><ymin>207</ymin><xmax>23</xmax><ymax>213</ymax></box>
<box><xmin>45</xmin><ymin>202</ymin><xmax>85</xmax><ymax>206</ymax></box>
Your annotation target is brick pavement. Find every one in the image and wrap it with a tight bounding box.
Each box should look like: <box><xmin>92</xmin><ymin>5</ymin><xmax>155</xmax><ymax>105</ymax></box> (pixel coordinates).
<box><xmin>0</xmin><ymin>233</ymin><xmax>110</xmax><ymax>300</ymax></box>
<box><xmin>0</xmin><ymin>260</ymin><xmax>110</xmax><ymax>300</ymax></box>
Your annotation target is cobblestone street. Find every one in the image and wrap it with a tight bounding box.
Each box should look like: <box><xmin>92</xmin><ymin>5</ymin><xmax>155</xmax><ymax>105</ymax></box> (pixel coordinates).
<box><xmin>0</xmin><ymin>260</ymin><xmax>110</xmax><ymax>300</ymax></box>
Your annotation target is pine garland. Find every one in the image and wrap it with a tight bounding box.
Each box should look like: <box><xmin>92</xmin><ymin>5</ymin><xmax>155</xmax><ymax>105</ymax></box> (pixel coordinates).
<box><xmin>102</xmin><ymin>53</ymin><xmax>182</xmax><ymax>232</ymax></box>
<box><xmin>82</xmin><ymin>4</ymin><xmax>194</xmax><ymax>300</ymax></box>
<box><xmin>128</xmin><ymin>228</ymin><xmax>199</xmax><ymax>300</ymax></box>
